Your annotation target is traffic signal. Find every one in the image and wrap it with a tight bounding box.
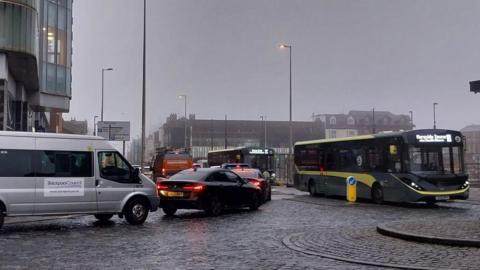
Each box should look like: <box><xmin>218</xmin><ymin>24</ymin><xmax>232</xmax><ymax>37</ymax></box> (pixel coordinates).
<box><xmin>469</xmin><ymin>80</ymin><xmax>480</xmax><ymax>93</ymax></box>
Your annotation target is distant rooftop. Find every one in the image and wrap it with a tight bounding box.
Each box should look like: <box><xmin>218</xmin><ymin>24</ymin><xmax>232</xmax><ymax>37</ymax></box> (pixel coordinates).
<box><xmin>461</xmin><ymin>125</ymin><xmax>480</xmax><ymax>132</ymax></box>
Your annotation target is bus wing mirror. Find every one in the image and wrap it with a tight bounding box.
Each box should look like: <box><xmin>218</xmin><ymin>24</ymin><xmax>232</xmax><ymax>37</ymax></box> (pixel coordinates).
<box><xmin>389</xmin><ymin>145</ymin><xmax>398</xmax><ymax>155</ymax></box>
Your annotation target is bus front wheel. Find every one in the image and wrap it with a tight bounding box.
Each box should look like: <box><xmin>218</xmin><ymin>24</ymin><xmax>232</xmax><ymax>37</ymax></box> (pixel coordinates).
<box><xmin>372</xmin><ymin>184</ymin><xmax>384</xmax><ymax>204</ymax></box>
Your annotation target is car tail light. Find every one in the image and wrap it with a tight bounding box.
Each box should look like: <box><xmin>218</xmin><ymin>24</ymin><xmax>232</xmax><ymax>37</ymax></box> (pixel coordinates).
<box><xmin>183</xmin><ymin>184</ymin><xmax>205</xmax><ymax>192</ymax></box>
<box><xmin>249</xmin><ymin>179</ymin><xmax>262</xmax><ymax>187</ymax></box>
<box><xmin>157</xmin><ymin>183</ymin><xmax>169</xmax><ymax>190</ymax></box>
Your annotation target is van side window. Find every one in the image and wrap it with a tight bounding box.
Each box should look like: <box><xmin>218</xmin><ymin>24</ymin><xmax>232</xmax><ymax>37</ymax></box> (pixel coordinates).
<box><xmin>37</xmin><ymin>151</ymin><xmax>93</xmax><ymax>177</ymax></box>
<box><xmin>0</xmin><ymin>149</ymin><xmax>34</xmax><ymax>177</ymax></box>
<box><xmin>98</xmin><ymin>152</ymin><xmax>132</xmax><ymax>182</ymax></box>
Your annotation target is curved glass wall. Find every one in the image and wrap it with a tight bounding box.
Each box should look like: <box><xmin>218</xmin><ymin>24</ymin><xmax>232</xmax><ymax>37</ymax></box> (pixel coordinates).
<box><xmin>39</xmin><ymin>0</ymin><xmax>72</xmax><ymax>97</ymax></box>
<box><xmin>0</xmin><ymin>0</ymin><xmax>38</xmax><ymax>57</ymax></box>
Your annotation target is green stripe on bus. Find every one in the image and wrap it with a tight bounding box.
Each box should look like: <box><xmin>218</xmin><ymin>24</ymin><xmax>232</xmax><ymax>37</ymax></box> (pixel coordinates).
<box><xmin>298</xmin><ymin>170</ymin><xmax>376</xmax><ymax>187</ymax></box>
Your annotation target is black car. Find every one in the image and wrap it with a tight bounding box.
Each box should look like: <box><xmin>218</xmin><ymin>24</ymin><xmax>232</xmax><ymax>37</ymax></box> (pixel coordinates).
<box><xmin>231</xmin><ymin>168</ymin><xmax>271</xmax><ymax>202</ymax></box>
<box><xmin>157</xmin><ymin>168</ymin><xmax>263</xmax><ymax>216</ymax></box>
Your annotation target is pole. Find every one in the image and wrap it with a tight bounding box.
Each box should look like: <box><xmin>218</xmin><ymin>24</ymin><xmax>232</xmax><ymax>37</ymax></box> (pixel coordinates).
<box><xmin>210</xmin><ymin>119</ymin><xmax>214</xmax><ymax>150</ymax></box>
<box><xmin>288</xmin><ymin>45</ymin><xmax>293</xmax><ymax>187</ymax></box>
<box><xmin>93</xmin><ymin>116</ymin><xmax>98</xmax><ymax>136</ymax></box>
<box><xmin>140</xmin><ymin>0</ymin><xmax>147</xmax><ymax>173</ymax></box>
<box><xmin>123</xmin><ymin>141</ymin><xmax>125</xmax><ymax>156</ymax></box>
<box><xmin>101</xmin><ymin>69</ymin><xmax>104</xmax><ymax>122</ymax></box>
<box><xmin>372</xmin><ymin>108</ymin><xmax>375</xmax><ymax>134</ymax></box>
<box><xmin>224</xmin><ymin>114</ymin><xmax>227</xmax><ymax>149</ymax></box>
<box><xmin>264</xmin><ymin>116</ymin><xmax>267</xmax><ymax>148</ymax></box>
<box><xmin>184</xmin><ymin>95</ymin><xmax>187</xmax><ymax>148</ymax></box>
<box><xmin>433</xmin><ymin>103</ymin><xmax>437</xmax><ymax>129</ymax></box>
<box><xmin>260</xmin><ymin>116</ymin><xmax>264</xmax><ymax>147</ymax></box>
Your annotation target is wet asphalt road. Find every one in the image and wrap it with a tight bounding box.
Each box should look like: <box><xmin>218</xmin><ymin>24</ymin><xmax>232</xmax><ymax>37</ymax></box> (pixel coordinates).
<box><xmin>1</xmin><ymin>188</ymin><xmax>480</xmax><ymax>270</ymax></box>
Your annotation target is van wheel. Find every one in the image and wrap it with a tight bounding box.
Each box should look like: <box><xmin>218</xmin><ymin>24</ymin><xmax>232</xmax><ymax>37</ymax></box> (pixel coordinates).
<box><xmin>94</xmin><ymin>214</ymin><xmax>114</xmax><ymax>222</ymax></box>
<box><xmin>124</xmin><ymin>198</ymin><xmax>149</xmax><ymax>225</ymax></box>
<box><xmin>372</xmin><ymin>184</ymin><xmax>384</xmax><ymax>204</ymax></box>
<box><xmin>162</xmin><ymin>204</ymin><xmax>177</xmax><ymax>216</ymax></box>
<box><xmin>205</xmin><ymin>195</ymin><xmax>223</xmax><ymax>216</ymax></box>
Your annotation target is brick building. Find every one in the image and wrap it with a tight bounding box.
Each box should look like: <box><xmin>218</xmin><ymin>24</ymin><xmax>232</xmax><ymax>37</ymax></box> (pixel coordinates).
<box><xmin>314</xmin><ymin>110</ymin><xmax>413</xmax><ymax>139</ymax></box>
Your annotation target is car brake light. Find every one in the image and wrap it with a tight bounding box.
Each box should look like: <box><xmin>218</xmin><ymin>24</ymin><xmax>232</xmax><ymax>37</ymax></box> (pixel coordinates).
<box><xmin>183</xmin><ymin>184</ymin><xmax>205</xmax><ymax>192</ymax></box>
<box><xmin>250</xmin><ymin>179</ymin><xmax>261</xmax><ymax>187</ymax></box>
<box><xmin>157</xmin><ymin>183</ymin><xmax>169</xmax><ymax>190</ymax></box>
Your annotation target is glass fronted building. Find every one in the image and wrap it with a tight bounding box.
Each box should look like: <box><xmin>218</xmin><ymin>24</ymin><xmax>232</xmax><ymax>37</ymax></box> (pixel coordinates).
<box><xmin>0</xmin><ymin>0</ymin><xmax>72</xmax><ymax>131</ymax></box>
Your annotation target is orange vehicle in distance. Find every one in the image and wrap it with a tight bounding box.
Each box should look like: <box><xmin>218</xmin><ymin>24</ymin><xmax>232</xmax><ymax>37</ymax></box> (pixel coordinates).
<box><xmin>151</xmin><ymin>148</ymin><xmax>193</xmax><ymax>181</ymax></box>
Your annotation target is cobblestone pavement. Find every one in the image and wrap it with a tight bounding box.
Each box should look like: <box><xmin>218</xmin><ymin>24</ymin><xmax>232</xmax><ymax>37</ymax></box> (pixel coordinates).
<box><xmin>378</xmin><ymin>219</ymin><xmax>480</xmax><ymax>244</ymax></box>
<box><xmin>1</xmin><ymin>189</ymin><xmax>479</xmax><ymax>269</ymax></box>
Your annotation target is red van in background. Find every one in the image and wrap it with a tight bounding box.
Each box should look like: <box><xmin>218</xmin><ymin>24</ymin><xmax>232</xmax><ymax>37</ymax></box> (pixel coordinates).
<box><xmin>152</xmin><ymin>148</ymin><xmax>193</xmax><ymax>181</ymax></box>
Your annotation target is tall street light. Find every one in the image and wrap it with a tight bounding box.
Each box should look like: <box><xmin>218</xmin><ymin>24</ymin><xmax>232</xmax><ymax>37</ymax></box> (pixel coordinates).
<box><xmin>260</xmin><ymin>115</ymin><xmax>267</xmax><ymax>148</ymax></box>
<box><xmin>433</xmin><ymin>102</ymin><xmax>438</xmax><ymax>129</ymax></box>
<box><xmin>101</xmin><ymin>67</ymin><xmax>113</xmax><ymax>121</ymax></box>
<box><xmin>93</xmin><ymin>115</ymin><xmax>99</xmax><ymax>136</ymax></box>
<box><xmin>178</xmin><ymin>94</ymin><xmax>188</xmax><ymax>148</ymax></box>
<box><xmin>279</xmin><ymin>43</ymin><xmax>293</xmax><ymax>186</ymax></box>
<box><xmin>140</xmin><ymin>0</ymin><xmax>147</xmax><ymax>173</ymax></box>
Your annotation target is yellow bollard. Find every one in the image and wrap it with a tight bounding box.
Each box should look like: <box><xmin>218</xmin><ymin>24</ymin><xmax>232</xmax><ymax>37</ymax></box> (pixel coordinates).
<box><xmin>346</xmin><ymin>176</ymin><xmax>357</xmax><ymax>202</ymax></box>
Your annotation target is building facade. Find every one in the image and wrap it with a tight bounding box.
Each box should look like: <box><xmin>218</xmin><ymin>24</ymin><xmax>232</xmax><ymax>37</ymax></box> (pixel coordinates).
<box><xmin>315</xmin><ymin>110</ymin><xmax>413</xmax><ymax>139</ymax></box>
<box><xmin>154</xmin><ymin>114</ymin><xmax>325</xmax><ymax>159</ymax></box>
<box><xmin>0</xmin><ymin>0</ymin><xmax>72</xmax><ymax>132</ymax></box>
<box><xmin>461</xmin><ymin>125</ymin><xmax>480</xmax><ymax>183</ymax></box>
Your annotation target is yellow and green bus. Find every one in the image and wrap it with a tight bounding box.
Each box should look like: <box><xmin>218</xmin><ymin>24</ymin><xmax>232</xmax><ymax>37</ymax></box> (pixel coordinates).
<box><xmin>294</xmin><ymin>129</ymin><xmax>469</xmax><ymax>204</ymax></box>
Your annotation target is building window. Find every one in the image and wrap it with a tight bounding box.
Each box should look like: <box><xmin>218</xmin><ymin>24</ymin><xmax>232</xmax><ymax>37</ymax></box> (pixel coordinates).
<box><xmin>347</xmin><ymin>116</ymin><xmax>355</xmax><ymax>125</ymax></box>
<box><xmin>330</xmin><ymin>130</ymin><xmax>337</xmax><ymax>138</ymax></box>
<box><xmin>329</xmin><ymin>117</ymin><xmax>336</xmax><ymax>125</ymax></box>
<box><xmin>47</xmin><ymin>26</ymin><xmax>56</xmax><ymax>63</ymax></box>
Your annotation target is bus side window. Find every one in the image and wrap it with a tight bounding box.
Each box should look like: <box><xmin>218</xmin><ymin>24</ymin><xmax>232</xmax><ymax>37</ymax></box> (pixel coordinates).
<box><xmin>367</xmin><ymin>147</ymin><xmax>385</xmax><ymax>172</ymax></box>
<box><xmin>325</xmin><ymin>149</ymin><xmax>336</xmax><ymax>171</ymax></box>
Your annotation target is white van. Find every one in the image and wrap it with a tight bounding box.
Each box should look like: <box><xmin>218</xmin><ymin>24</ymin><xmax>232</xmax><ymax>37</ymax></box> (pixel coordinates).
<box><xmin>0</xmin><ymin>131</ymin><xmax>159</xmax><ymax>229</ymax></box>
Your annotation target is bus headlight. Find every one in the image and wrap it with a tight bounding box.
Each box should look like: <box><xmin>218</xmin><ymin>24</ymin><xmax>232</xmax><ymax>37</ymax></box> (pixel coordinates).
<box><xmin>401</xmin><ymin>177</ymin><xmax>424</xmax><ymax>191</ymax></box>
<box><xmin>460</xmin><ymin>181</ymin><xmax>469</xmax><ymax>189</ymax></box>
<box><xmin>410</xmin><ymin>182</ymin><xmax>423</xmax><ymax>191</ymax></box>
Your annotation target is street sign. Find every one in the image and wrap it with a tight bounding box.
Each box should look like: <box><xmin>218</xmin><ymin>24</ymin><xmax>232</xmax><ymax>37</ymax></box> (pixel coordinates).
<box><xmin>346</xmin><ymin>176</ymin><xmax>357</xmax><ymax>202</ymax></box>
<box><xmin>97</xmin><ymin>121</ymin><xmax>130</xmax><ymax>141</ymax></box>
<box><xmin>469</xmin><ymin>80</ymin><xmax>480</xmax><ymax>93</ymax></box>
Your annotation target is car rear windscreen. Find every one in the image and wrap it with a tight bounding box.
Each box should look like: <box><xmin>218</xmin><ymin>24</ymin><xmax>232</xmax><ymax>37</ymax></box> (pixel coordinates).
<box><xmin>169</xmin><ymin>170</ymin><xmax>209</xmax><ymax>180</ymax></box>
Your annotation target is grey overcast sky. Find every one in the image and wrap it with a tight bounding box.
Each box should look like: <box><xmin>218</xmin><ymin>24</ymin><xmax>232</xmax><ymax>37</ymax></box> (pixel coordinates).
<box><xmin>66</xmin><ymin>0</ymin><xmax>480</xmax><ymax>138</ymax></box>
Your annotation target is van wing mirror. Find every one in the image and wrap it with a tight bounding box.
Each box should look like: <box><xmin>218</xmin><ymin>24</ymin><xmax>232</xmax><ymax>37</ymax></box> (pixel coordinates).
<box><xmin>133</xmin><ymin>167</ymin><xmax>140</xmax><ymax>181</ymax></box>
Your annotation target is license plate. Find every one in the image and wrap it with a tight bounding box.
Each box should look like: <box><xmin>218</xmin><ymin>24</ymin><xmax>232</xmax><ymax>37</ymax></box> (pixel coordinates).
<box><xmin>435</xmin><ymin>196</ymin><xmax>449</xmax><ymax>201</ymax></box>
<box><xmin>166</xmin><ymin>191</ymin><xmax>184</xmax><ymax>197</ymax></box>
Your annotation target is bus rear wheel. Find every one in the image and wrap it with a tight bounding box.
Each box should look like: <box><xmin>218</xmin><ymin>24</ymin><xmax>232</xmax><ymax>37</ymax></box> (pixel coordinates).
<box><xmin>372</xmin><ymin>184</ymin><xmax>384</xmax><ymax>204</ymax></box>
<box><xmin>308</xmin><ymin>180</ymin><xmax>317</xmax><ymax>197</ymax></box>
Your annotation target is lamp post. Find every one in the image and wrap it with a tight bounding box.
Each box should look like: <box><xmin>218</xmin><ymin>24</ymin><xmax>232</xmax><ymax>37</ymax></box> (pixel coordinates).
<box><xmin>140</xmin><ymin>0</ymin><xmax>147</xmax><ymax>173</ymax></box>
<box><xmin>260</xmin><ymin>115</ymin><xmax>267</xmax><ymax>148</ymax></box>
<box><xmin>101</xmin><ymin>68</ymin><xmax>113</xmax><ymax>122</ymax></box>
<box><xmin>279</xmin><ymin>43</ymin><xmax>293</xmax><ymax>186</ymax></box>
<box><xmin>93</xmin><ymin>115</ymin><xmax>99</xmax><ymax>136</ymax></box>
<box><xmin>372</xmin><ymin>108</ymin><xmax>376</xmax><ymax>134</ymax></box>
<box><xmin>178</xmin><ymin>94</ymin><xmax>188</xmax><ymax>148</ymax></box>
<box><xmin>409</xmin><ymin>110</ymin><xmax>414</xmax><ymax>129</ymax></box>
<box><xmin>433</xmin><ymin>102</ymin><xmax>438</xmax><ymax>129</ymax></box>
